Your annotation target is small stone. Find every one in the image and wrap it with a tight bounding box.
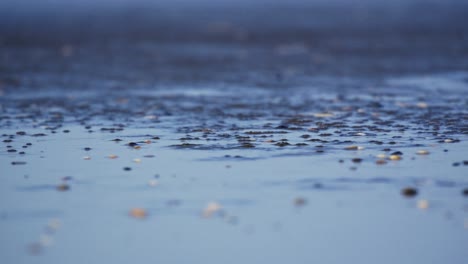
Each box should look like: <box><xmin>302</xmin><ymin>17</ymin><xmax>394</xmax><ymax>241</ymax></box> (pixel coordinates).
<box><xmin>313</xmin><ymin>112</ymin><xmax>334</xmax><ymax>118</ymax></box>
<box><xmin>84</xmin><ymin>147</ymin><xmax>92</xmax><ymax>151</ymax></box>
<box><xmin>202</xmin><ymin>202</ymin><xmax>222</xmax><ymax>218</ymax></box>
<box><xmin>61</xmin><ymin>176</ymin><xmax>73</xmax><ymax>181</ymax></box>
<box><xmin>389</xmin><ymin>155</ymin><xmax>402</xmax><ymax>161</ymax></box>
<box><xmin>83</xmin><ymin>156</ymin><xmax>91</xmax><ymax>160</ymax></box>
<box><xmin>46</xmin><ymin>219</ymin><xmax>62</xmax><ymax>231</ymax></box>
<box><xmin>148</xmin><ymin>180</ymin><xmax>158</xmax><ymax>187</ymax></box>
<box><xmin>11</xmin><ymin>161</ymin><xmax>27</xmax><ymax>165</ymax></box>
<box><xmin>401</xmin><ymin>187</ymin><xmax>418</xmax><ymax>197</ymax></box>
<box><xmin>416</xmin><ymin>150</ymin><xmax>430</xmax><ymax>155</ymax></box>
<box><xmin>376</xmin><ymin>154</ymin><xmax>386</xmax><ymax>159</ymax></box>
<box><xmin>56</xmin><ymin>184</ymin><xmax>70</xmax><ymax>191</ymax></box>
<box><xmin>133</xmin><ymin>158</ymin><xmax>141</xmax><ymax>163</ymax></box>
<box><xmin>108</xmin><ymin>154</ymin><xmax>118</xmax><ymax>159</ymax></box>
<box><xmin>39</xmin><ymin>234</ymin><xmax>53</xmax><ymax>247</ymax></box>
<box><xmin>351</xmin><ymin>158</ymin><xmax>363</xmax><ymax>163</ymax></box>
<box><xmin>462</xmin><ymin>188</ymin><xmax>468</xmax><ymax>196</ymax></box>
<box><xmin>123</xmin><ymin>167</ymin><xmax>132</xmax><ymax>171</ymax></box>
<box><xmin>444</xmin><ymin>139</ymin><xmax>454</xmax><ymax>143</ymax></box>
<box><xmin>27</xmin><ymin>242</ymin><xmax>43</xmax><ymax>255</ymax></box>
<box><xmin>344</xmin><ymin>145</ymin><xmax>359</xmax><ymax>150</ymax></box>
<box><xmin>417</xmin><ymin>199</ymin><xmax>429</xmax><ymax>209</ymax></box>
<box><xmin>376</xmin><ymin>159</ymin><xmax>387</xmax><ymax>165</ymax></box>
<box><xmin>129</xmin><ymin>208</ymin><xmax>147</xmax><ymax>219</ymax></box>
<box><xmin>294</xmin><ymin>197</ymin><xmax>307</xmax><ymax>207</ymax></box>
<box><xmin>416</xmin><ymin>102</ymin><xmax>428</xmax><ymax>108</ymax></box>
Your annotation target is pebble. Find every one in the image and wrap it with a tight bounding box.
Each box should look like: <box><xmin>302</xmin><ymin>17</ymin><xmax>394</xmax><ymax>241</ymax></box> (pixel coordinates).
<box><xmin>344</xmin><ymin>145</ymin><xmax>363</xmax><ymax>150</ymax></box>
<box><xmin>351</xmin><ymin>158</ymin><xmax>363</xmax><ymax>163</ymax></box>
<box><xmin>401</xmin><ymin>187</ymin><xmax>418</xmax><ymax>197</ymax></box>
<box><xmin>416</xmin><ymin>102</ymin><xmax>428</xmax><ymax>108</ymax></box>
<box><xmin>148</xmin><ymin>179</ymin><xmax>158</xmax><ymax>187</ymax></box>
<box><xmin>84</xmin><ymin>147</ymin><xmax>92</xmax><ymax>151</ymax></box>
<box><xmin>313</xmin><ymin>112</ymin><xmax>334</xmax><ymax>118</ymax></box>
<box><xmin>82</xmin><ymin>156</ymin><xmax>91</xmax><ymax>160</ymax></box>
<box><xmin>133</xmin><ymin>158</ymin><xmax>141</xmax><ymax>163</ymax></box>
<box><xmin>463</xmin><ymin>188</ymin><xmax>468</xmax><ymax>196</ymax></box>
<box><xmin>376</xmin><ymin>159</ymin><xmax>387</xmax><ymax>165</ymax></box>
<box><xmin>294</xmin><ymin>197</ymin><xmax>307</xmax><ymax>207</ymax></box>
<box><xmin>39</xmin><ymin>234</ymin><xmax>53</xmax><ymax>247</ymax></box>
<box><xmin>11</xmin><ymin>161</ymin><xmax>27</xmax><ymax>165</ymax></box>
<box><xmin>129</xmin><ymin>208</ymin><xmax>147</xmax><ymax>219</ymax></box>
<box><xmin>27</xmin><ymin>242</ymin><xmax>43</xmax><ymax>255</ymax></box>
<box><xmin>389</xmin><ymin>155</ymin><xmax>402</xmax><ymax>161</ymax></box>
<box><xmin>56</xmin><ymin>184</ymin><xmax>70</xmax><ymax>191</ymax></box>
<box><xmin>123</xmin><ymin>167</ymin><xmax>132</xmax><ymax>171</ymax></box>
<box><xmin>108</xmin><ymin>154</ymin><xmax>118</xmax><ymax>159</ymax></box>
<box><xmin>376</xmin><ymin>154</ymin><xmax>386</xmax><ymax>159</ymax></box>
<box><xmin>46</xmin><ymin>219</ymin><xmax>62</xmax><ymax>232</ymax></box>
<box><xmin>416</xmin><ymin>150</ymin><xmax>429</xmax><ymax>155</ymax></box>
<box><xmin>417</xmin><ymin>199</ymin><xmax>429</xmax><ymax>209</ymax></box>
<box><xmin>202</xmin><ymin>202</ymin><xmax>222</xmax><ymax>218</ymax></box>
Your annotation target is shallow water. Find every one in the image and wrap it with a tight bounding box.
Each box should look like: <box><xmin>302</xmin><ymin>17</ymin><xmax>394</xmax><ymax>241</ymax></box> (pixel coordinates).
<box><xmin>1</xmin><ymin>72</ymin><xmax>467</xmax><ymax>263</ymax></box>
<box><xmin>1</xmin><ymin>1</ymin><xmax>468</xmax><ymax>263</ymax></box>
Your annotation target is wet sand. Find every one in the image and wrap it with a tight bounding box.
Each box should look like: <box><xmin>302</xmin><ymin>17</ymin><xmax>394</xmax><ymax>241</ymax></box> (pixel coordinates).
<box><xmin>1</xmin><ymin>1</ymin><xmax>468</xmax><ymax>263</ymax></box>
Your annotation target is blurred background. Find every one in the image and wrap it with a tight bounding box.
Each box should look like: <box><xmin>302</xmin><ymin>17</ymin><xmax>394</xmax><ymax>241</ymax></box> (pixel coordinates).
<box><xmin>1</xmin><ymin>0</ymin><xmax>468</xmax><ymax>91</ymax></box>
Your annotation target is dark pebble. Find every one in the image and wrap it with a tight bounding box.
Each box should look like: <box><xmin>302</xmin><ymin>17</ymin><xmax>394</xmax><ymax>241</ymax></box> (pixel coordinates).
<box><xmin>351</xmin><ymin>158</ymin><xmax>363</xmax><ymax>163</ymax></box>
<box><xmin>391</xmin><ymin>151</ymin><xmax>403</xmax><ymax>156</ymax></box>
<box><xmin>11</xmin><ymin>161</ymin><xmax>27</xmax><ymax>165</ymax></box>
<box><xmin>7</xmin><ymin>149</ymin><xmax>17</xmax><ymax>152</ymax></box>
<box><xmin>401</xmin><ymin>187</ymin><xmax>418</xmax><ymax>197</ymax></box>
<box><xmin>84</xmin><ymin>147</ymin><xmax>92</xmax><ymax>151</ymax></box>
<box><xmin>452</xmin><ymin>162</ymin><xmax>460</xmax><ymax>167</ymax></box>
<box><xmin>56</xmin><ymin>184</ymin><xmax>70</xmax><ymax>191</ymax></box>
<box><xmin>294</xmin><ymin>197</ymin><xmax>307</xmax><ymax>206</ymax></box>
<box><xmin>127</xmin><ymin>142</ymin><xmax>138</xmax><ymax>147</ymax></box>
<box><xmin>463</xmin><ymin>189</ymin><xmax>468</xmax><ymax>196</ymax></box>
<box><xmin>19</xmin><ymin>152</ymin><xmax>25</xmax><ymax>155</ymax></box>
<box><xmin>63</xmin><ymin>130</ymin><xmax>70</xmax><ymax>133</ymax></box>
<box><xmin>62</xmin><ymin>176</ymin><xmax>73</xmax><ymax>181</ymax></box>
<box><xmin>16</xmin><ymin>131</ymin><xmax>26</xmax><ymax>136</ymax></box>
<box><xmin>123</xmin><ymin>167</ymin><xmax>132</xmax><ymax>171</ymax></box>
